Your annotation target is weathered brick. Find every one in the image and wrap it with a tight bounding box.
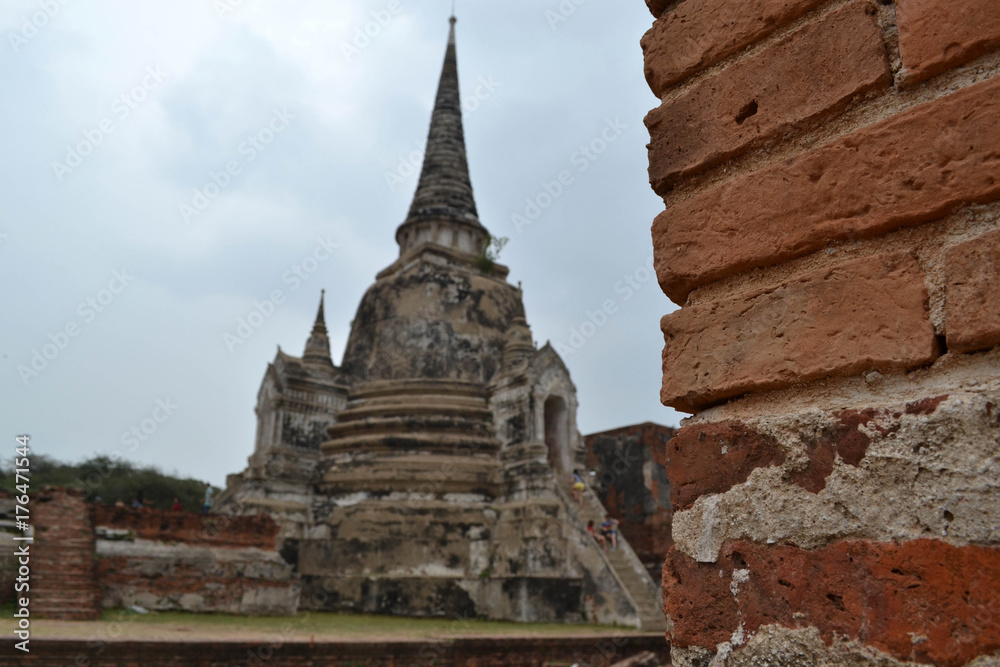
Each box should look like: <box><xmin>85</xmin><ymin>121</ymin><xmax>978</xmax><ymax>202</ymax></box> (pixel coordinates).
<box><xmin>946</xmin><ymin>229</ymin><xmax>1000</xmax><ymax>353</ymax></box>
<box><xmin>664</xmin><ymin>408</ymin><xmax>906</xmax><ymax>513</ymax></box>
<box><xmin>665</xmin><ymin>421</ymin><xmax>785</xmax><ymax>511</ymax></box>
<box><xmin>96</xmin><ymin>553</ymin><xmax>295</xmax><ymax>613</ymax></box>
<box><xmin>32</xmin><ymin>489</ymin><xmax>101</xmax><ymax>620</ymax></box>
<box><xmin>787</xmin><ymin>408</ymin><xmax>894</xmax><ymax>492</ymax></box>
<box><xmin>664</xmin><ymin>539</ymin><xmax>1000</xmax><ymax>667</ymax></box>
<box><xmin>93</xmin><ymin>505</ymin><xmax>279</xmax><ymax>549</ymax></box>
<box><xmin>897</xmin><ymin>0</ymin><xmax>1000</xmax><ymax>84</ymax></box>
<box><xmin>646</xmin><ymin>1</ymin><xmax>889</xmax><ymax>191</ymax></box>
<box><xmin>904</xmin><ymin>393</ymin><xmax>949</xmax><ymax>415</ymax></box>
<box><xmin>660</xmin><ymin>253</ymin><xmax>938</xmax><ymax>412</ymax></box>
<box><xmin>644</xmin><ymin>0</ymin><xmax>675</xmax><ymax>18</ymax></box>
<box><xmin>653</xmin><ymin>75</ymin><xmax>1000</xmax><ymax>303</ymax></box>
<box><xmin>640</xmin><ymin>0</ymin><xmax>826</xmax><ymax>96</ymax></box>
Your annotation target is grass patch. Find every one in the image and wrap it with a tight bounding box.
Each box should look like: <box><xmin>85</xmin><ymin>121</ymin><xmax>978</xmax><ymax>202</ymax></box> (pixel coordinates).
<box><xmin>0</xmin><ymin>608</ymin><xmax>644</xmax><ymax>641</ymax></box>
<box><xmin>94</xmin><ymin>608</ymin><xmax>627</xmax><ymax>637</ymax></box>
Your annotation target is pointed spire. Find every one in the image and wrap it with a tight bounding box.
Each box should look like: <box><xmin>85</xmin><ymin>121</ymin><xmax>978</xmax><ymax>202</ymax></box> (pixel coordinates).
<box><xmin>395</xmin><ymin>15</ymin><xmax>488</xmax><ymax>257</ymax></box>
<box><xmin>314</xmin><ymin>289</ymin><xmax>326</xmax><ymax>328</ymax></box>
<box><xmin>303</xmin><ymin>290</ymin><xmax>334</xmax><ymax>366</ymax></box>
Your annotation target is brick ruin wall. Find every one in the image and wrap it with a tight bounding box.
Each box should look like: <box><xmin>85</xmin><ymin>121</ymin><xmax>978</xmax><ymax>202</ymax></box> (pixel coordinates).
<box><xmin>92</xmin><ymin>504</ymin><xmax>279</xmax><ymax>549</ymax></box>
<box><xmin>585</xmin><ymin>423</ymin><xmax>676</xmax><ymax>578</ymax></box>
<box><xmin>24</xmin><ymin>489</ymin><xmax>298</xmax><ymax>618</ymax></box>
<box><xmin>33</xmin><ymin>489</ymin><xmax>101</xmax><ymax>620</ymax></box>
<box><xmin>93</xmin><ymin>503</ymin><xmax>299</xmax><ymax>616</ymax></box>
<box><xmin>641</xmin><ymin>0</ymin><xmax>1000</xmax><ymax>665</ymax></box>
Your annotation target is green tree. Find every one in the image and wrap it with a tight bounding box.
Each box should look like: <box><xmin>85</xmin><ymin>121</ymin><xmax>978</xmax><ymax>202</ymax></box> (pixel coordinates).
<box><xmin>0</xmin><ymin>454</ymin><xmax>215</xmax><ymax>512</ymax></box>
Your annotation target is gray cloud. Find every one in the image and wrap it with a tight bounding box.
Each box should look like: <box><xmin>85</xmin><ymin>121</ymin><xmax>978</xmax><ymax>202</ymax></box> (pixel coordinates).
<box><xmin>0</xmin><ymin>0</ymin><xmax>680</xmax><ymax>486</ymax></box>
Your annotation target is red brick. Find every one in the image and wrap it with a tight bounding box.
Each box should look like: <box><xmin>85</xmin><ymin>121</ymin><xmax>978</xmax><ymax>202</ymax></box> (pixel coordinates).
<box><xmin>660</xmin><ymin>253</ymin><xmax>938</xmax><ymax>412</ymax></box>
<box><xmin>33</xmin><ymin>489</ymin><xmax>100</xmax><ymax>620</ymax></box>
<box><xmin>652</xmin><ymin>75</ymin><xmax>1000</xmax><ymax>304</ymax></box>
<box><xmin>644</xmin><ymin>0</ymin><xmax>675</xmax><ymax>18</ymax></box>
<box><xmin>897</xmin><ymin>0</ymin><xmax>1000</xmax><ymax>84</ymax></box>
<box><xmin>93</xmin><ymin>505</ymin><xmax>279</xmax><ymax>549</ymax></box>
<box><xmin>665</xmin><ymin>421</ymin><xmax>785</xmax><ymax>511</ymax></box>
<box><xmin>646</xmin><ymin>1</ymin><xmax>889</xmax><ymax>191</ymax></box>
<box><xmin>904</xmin><ymin>393</ymin><xmax>949</xmax><ymax>415</ymax></box>
<box><xmin>664</xmin><ymin>539</ymin><xmax>1000</xmax><ymax>667</ymax></box>
<box><xmin>946</xmin><ymin>229</ymin><xmax>1000</xmax><ymax>353</ymax></box>
<box><xmin>787</xmin><ymin>408</ymin><xmax>890</xmax><ymax>493</ymax></box>
<box><xmin>664</xmin><ymin>407</ymin><xmax>910</xmax><ymax>504</ymax></box>
<box><xmin>640</xmin><ymin>0</ymin><xmax>826</xmax><ymax>96</ymax></box>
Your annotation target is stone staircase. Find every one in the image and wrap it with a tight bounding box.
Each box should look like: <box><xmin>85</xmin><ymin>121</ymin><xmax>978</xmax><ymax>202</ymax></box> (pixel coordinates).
<box><xmin>33</xmin><ymin>489</ymin><xmax>101</xmax><ymax>620</ymax></box>
<box><xmin>604</xmin><ymin>546</ymin><xmax>665</xmax><ymax>631</ymax></box>
<box><xmin>559</xmin><ymin>482</ymin><xmax>666</xmax><ymax>632</ymax></box>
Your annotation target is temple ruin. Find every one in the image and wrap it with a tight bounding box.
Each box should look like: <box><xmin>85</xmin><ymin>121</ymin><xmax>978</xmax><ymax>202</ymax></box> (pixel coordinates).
<box><xmin>217</xmin><ymin>16</ymin><xmax>664</xmax><ymax>630</ymax></box>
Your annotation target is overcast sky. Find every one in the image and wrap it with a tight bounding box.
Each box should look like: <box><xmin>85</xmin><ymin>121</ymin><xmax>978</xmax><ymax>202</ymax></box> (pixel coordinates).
<box><xmin>0</xmin><ymin>0</ymin><xmax>681</xmax><ymax>486</ymax></box>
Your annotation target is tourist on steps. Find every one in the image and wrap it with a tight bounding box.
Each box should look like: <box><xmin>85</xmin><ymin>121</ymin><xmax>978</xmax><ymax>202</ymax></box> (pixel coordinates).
<box><xmin>571</xmin><ymin>469</ymin><xmax>586</xmax><ymax>509</ymax></box>
<box><xmin>587</xmin><ymin>519</ymin><xmax>607</xmax><ymax>549</ymax></box>
<box><xmin>600</xmin><ymin>515</ymin><xmax>619</xmax><ymax>550</ymax></box>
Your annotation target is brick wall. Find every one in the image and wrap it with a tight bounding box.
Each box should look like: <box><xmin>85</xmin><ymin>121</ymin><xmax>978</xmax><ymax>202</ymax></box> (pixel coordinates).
<box><xmin>93</xmin><ymin>504</ymin><xmax>279</xmax><ymax>549</ymax></box>
<box><xmin>26</xmin><ymin>490</ymin><xmax>297</xmax><ymax>617</ymax></box>
<box><xmin>641</xmin><ymin>0</ymin><xmax>1000</xmax><ymax>665</ymax></box>
<box><xmin>93</xmin><ymin>504</ymin><xmax>298</xmax><ymax>615</ymax></box>
<box><xmin>585</xmin><ymin>423</ymin><xmax>675</xmax><ymax>577</ymax></box>
<box><xmin>2</xmin><ymin>635</ymin><xmax>670</xmax><ymax>666</ymax></box>
<box><xmin>33</xmin><ymin>488</ymin><xmax>100</xmax><ymax>620</ymax></box>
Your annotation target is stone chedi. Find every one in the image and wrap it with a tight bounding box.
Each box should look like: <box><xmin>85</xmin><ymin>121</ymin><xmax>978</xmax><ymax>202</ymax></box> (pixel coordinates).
<box><xmin>218</xmin><ymin>17</ymin><xmax>662</xmax><ymax>628</ymax></box>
